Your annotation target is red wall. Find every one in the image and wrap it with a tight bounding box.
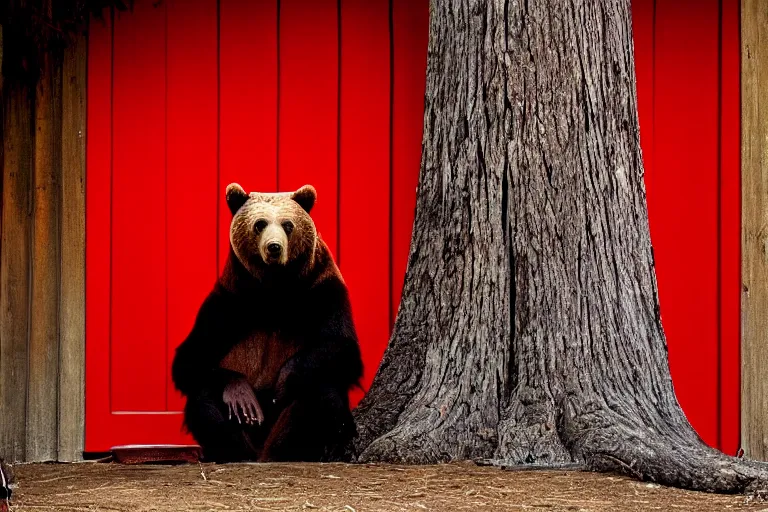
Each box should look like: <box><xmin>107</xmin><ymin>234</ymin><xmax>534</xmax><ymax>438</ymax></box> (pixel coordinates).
<box><xmin>632</xmin><ymin>0</ymin><xmax>741</xmax><ymax>455</ymax></box>
<box><xmin>85</xmin><ymin>0</ymin><xmax>429</xmax><ymax>451</ymax></box>
<box><xmin>86</xmin><ymin>0</ymin><xmax>741</xmax><ymax>454</ymax></box>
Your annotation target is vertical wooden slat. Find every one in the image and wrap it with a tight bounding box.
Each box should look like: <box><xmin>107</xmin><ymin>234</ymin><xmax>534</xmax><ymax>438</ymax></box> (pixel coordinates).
<box><xmin>111</xmin><ymin>0</ymin><xmax>167</xmax><ymax>412</ymax></box>
<box><xmin>84</xmin><ymin>9</ymin><xmax>113</xmax><ymax>452</ymax></box>
<box><xmin>166</xmin><ymin>0</ymin><xmax>218</xmax><ymax>412</ymax></box>
<box><xmin>390</xmin><ymin>0</ymin><xmax>428</xmax><ymax>328</ymax></box>
<box><xmin>218</xmin><ymin>0</ymin><xmax>278</xmax><ymax>272</ymax></box>
<box><xmin>279</xmin><ymin>0</ymin><xmax>340</xmax><ymax>256</ymax></box>
<box><xmin>631</xmin><ymin>0</ymin><xmax>654</xmax><ymax>188</ymax></box>
<box><xmin>0</xmin><ymin>35</ymin><xmax>33</xmax><ymax>464</ymax></box>
<box><xmin>58</xmin><ymin>27</ymin><xmax>87</xmax><ymax>462</ymax></box>
<box><xmin>741</xmin><ymin>0</ymin><xmax>768</xmax><ymax>461</ymax></box>
<box><xmin>652</xmin><ymin>0</ymin><xmax>721</xmax><ymax>448</ymax></box>
<box><xmin>719</xmin><ymin>0</ymin><xmax>741</xmax><ymax>458</ymax></box>
<box><xmin>27</xmin><ymin>34</ymin><xmax>62</xmax><ymax>462</ymax></box>
<box><xmin>339</xmin><ymin>0</ymin><xmax>391</xmax><ymax>407</ymax></box>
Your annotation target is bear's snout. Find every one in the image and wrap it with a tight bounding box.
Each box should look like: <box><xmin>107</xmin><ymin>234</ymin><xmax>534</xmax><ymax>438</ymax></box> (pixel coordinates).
<box><xmin>262</xmin><ymin>240</ymin><xmax>285</xmax><ymax>264</ymax></box>
<box><xmin>257</xmin><ymin>222</ymin><xmax>289</xmax><ymax>265</ymax></box>
<box><xmin>267</xmin><ymin>243</ymin><xmax>282</xmax><ymax>257</ymax></box>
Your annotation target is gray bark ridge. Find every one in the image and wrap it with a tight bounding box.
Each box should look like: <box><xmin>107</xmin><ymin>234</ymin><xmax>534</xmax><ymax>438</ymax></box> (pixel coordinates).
<box><xmin>351</xmin><ymin>0</ymin><xmax>768</xmax><ymax>494</ymax></box>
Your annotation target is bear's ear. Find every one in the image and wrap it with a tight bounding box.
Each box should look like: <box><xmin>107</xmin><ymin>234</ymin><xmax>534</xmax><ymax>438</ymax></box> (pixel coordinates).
<box><xmin>291</xmin><ymin>185</ymin><xmax>317</xmax><ymax>213</ymax></box>
<box><xmin>226</xmin><ymin>183</ymin><xmax>249</xmax><ymax>215</ymax></box>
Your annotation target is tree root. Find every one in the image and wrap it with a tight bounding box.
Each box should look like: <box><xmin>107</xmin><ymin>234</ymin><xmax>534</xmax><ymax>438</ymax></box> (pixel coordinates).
<box><xmin>474</xmin><ymin>459</ymin><xmax>586</xmax><ymax>472</ymax></box>
<box><xmin>559</xmin><ymin>399</ymin><xmax>768</xmax><ymax>494</ymax></box>
<box><xmin>577</xmin><ymin>437</ymin><xmax>768</xmax><ymax>494</ymax></box>
<box><xmin>352</xmin><ymin>391</ymin><xmax>768</xmax><ymax>495</ymax></box>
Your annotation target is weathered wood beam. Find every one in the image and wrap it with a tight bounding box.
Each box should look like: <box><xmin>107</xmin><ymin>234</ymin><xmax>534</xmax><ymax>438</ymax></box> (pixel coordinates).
<box><xmin>26</xmin><ymin>4</ymin><xmax>62</xmax><ymax>460</ymax></box>
<box><xmin>58</xmin><ymin>25</ymin><xmax>87</xmax><ymax>462</ymax></box>
<box><xmin>0</xmin><ymin>20</ymin><xmax>33</xmax><ymax>464</ymax></box>
<box><xmin>741</xmin><ymin>0</ymin><xmax>768</xmax><ymax>462</ymax></box>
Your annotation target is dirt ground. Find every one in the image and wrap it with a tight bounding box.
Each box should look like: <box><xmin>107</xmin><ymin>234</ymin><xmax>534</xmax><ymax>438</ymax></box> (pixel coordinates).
<box><xmin>6</xmin><ymin>461</ymin><xmax>768</xmax><ymax>511</ymax></box>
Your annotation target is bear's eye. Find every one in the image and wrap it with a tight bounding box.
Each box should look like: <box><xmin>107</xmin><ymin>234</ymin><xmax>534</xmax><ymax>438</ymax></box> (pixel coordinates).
<box><xmin>254</xmin><ymin>220</ymin><xmax>268</xmax><ymax>233</ymax></box>
<box><xmin>282</xmin><ymin>221</ymin><xmax>294</xmax><ymax>236</ymax></box>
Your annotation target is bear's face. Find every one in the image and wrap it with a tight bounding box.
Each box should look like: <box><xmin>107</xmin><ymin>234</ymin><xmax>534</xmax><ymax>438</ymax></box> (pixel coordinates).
<box><xmin>226</xmin><ymin>183</ymin><xmax>318</xmax><ymax>276</ymax></box>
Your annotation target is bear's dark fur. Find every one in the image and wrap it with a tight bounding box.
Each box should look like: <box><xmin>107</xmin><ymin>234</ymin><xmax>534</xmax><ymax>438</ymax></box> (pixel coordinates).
<box><xmin>0</xmin><ymin>457</ymin><xmax>12</xmax><ymax>508</ymax></box>
<box><xmin>171</xmin><ymin>184</ymin><xmax>363</xmax><ymax>463</ymax></box>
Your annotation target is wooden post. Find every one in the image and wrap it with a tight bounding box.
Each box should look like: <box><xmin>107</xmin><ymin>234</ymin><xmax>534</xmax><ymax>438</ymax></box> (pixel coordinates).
<box><xmin>0</xmin><ymin>4</ymin><xmax>88</xmax><ymax>462</ymax></box>
<box><xmin>0</xmin><ymin>33</ymin><xmax>33</xmax><ymax>463</ymax></box>
<box><xmin>58</xmin><ymin>27</ymin><xmax>87</xmax><ymax>462</ymax></box>
<box><xmin>741</xmin><ymin>0</ymin><xmax>768</xmax><ymax>461</ymax></box>
<box><xmin>27</xmin><ymin>42</ymin><xmax>62</xmax><ymax>463</ymax></box>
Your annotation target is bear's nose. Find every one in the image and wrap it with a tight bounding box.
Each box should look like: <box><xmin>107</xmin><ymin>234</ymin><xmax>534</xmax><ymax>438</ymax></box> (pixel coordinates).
<box><xmin>267</xmin><ymin>243</ymin><xmax>282</xmax><ymax>256</ymax></box>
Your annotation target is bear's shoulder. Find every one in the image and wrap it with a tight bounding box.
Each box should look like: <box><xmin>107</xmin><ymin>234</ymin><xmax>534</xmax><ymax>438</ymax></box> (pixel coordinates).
<box><xmin>309</xmin><ymin>237</ymin><xmax>344</xmax><ymax>287</ymax></box>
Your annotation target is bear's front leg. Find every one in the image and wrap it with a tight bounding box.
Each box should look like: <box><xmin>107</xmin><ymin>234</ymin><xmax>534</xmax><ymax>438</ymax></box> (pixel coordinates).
<box><xmin>223</xmin><ymin>377</ymin><xmax>265</xmax><ymax>426</ymax></box>
<box><xmin>183</xmin><ymin>387</ymin><xmax>261</xmax><ymax>463</ymax></box>
<box><xmin>258</xmin><ymin>386</ymin><xmax>355</xmax><ymax>462</ymax></box>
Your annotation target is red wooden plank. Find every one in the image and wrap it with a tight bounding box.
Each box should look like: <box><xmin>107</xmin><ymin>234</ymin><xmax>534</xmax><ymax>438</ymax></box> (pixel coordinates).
<box><xmin>631</xmin><ymin>0</ymin><xmax>654</xmax><ymax>187</ymax></box>
<box><xmin>166</xmin><ymin>0</ymin><xmax>218</xmax><ymax>412</ymax></box>
<box><xmin>278</xmin><ymin>0</ymin><xmax>339</xmax><ymax>256</ymax></box>
<box><xmin>219</xmin><ymin>0</ymin><xmax>278</xmax><ymax>272</ymax></box>
<box><xmin>339</xmin><ymin>0</ymin><xmax>391</xmax><ymax>406</ymax></box>
<box><xmin>719</xmin><ymin>0</ymin><xmax>741</xmax><ymax>456</ymax></box>
<box><xmin>652</xmin><ymin>0</ymin><xmax>720</xmax><ymax>448</ymax></box>
<box><xmin>85</xmin><ymin>10</ymin><xmax>112</xmax><ymax>452</ymax></box>
<box><xmin>391</xmin><ymin>0</ymin><xmax>428</xmax><ymax>326</ymax></box>
<box><xmin>110</xmin><ymin>0</ymin><xmax>168</xmax><ymax>412</ymax></box>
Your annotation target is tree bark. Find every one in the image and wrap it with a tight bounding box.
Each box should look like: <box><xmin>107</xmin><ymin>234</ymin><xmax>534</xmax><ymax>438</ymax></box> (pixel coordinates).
<box><xmin>351</xmin><ymin>0</ymin><xmax>768</xmax><ymax>494</ymax></box>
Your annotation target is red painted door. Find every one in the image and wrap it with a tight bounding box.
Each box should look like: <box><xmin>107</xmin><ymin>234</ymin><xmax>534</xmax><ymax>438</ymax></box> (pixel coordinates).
<box><xmin>86</xmin><ymin>0</ymin><xmax>740</xmax><ymax>454</ymax></box>
<box><xmin>85</xmin><ymin>0</ymin><xmax>429</xmax><ymax>452</ymax></box>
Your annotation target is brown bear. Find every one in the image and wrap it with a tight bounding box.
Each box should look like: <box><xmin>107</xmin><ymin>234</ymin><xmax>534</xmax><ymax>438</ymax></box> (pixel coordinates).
<box><xmin>171</xmin><ymin>184</ymin><xmax>363</xmax><ymax>462</ymax></box>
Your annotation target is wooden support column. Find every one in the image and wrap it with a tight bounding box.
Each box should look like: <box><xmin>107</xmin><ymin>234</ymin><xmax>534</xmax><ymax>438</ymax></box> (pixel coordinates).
<box><xmin>58</xmin><ymin>26</ymin><xmax>87</xmax><ymax>462</ymax></box>
<box><xmin>27</xmin><ymin>17</ymin><xmax>63</xmax><ymax>462</ymax></box>
<box><xmin>741</xmin><ymin>0</ymin><xmax>768</xmax><ymax>461</ymax></box>
<box><xmin>0</xmin><ymin>22</ymin><xmax>34</xmax><ymax>463</ymax></box>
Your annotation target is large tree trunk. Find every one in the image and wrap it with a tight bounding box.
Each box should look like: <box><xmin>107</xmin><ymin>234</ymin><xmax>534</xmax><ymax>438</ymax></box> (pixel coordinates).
<box><xmin>351</xmin><ymin>0</ymin><xmax>768</xmax><ymax>493</ymax></box>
